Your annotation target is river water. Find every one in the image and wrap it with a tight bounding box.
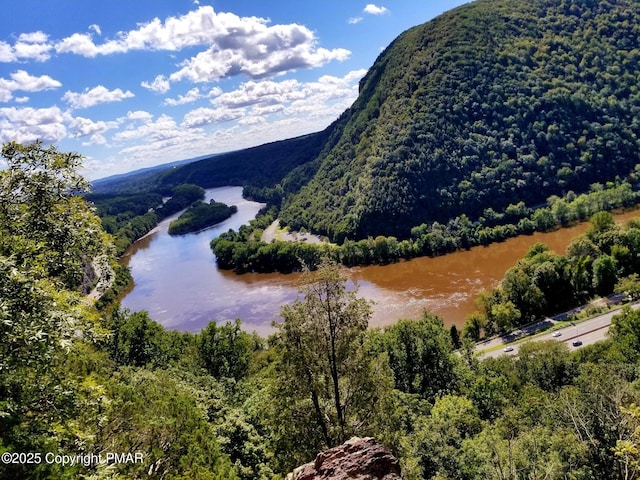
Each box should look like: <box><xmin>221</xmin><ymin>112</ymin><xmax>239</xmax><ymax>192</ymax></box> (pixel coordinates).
<box><xmin>120</xmin><ymin>186</ymin><xmax>640</xmax><ymax>336</ymax></box>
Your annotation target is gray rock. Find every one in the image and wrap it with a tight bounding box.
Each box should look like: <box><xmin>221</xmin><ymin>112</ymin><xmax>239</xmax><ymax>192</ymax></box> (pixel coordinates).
<box><xmin>287</xmin><ymin>437</ymin><xmax>402</xmax><ymax>480</ymax></box>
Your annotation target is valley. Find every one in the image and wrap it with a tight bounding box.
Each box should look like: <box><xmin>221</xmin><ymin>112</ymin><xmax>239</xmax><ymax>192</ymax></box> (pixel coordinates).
<box><xmin>120</xmin><ymin>186</ymin><xmax>640</xmax><ymax>335</ymax></box>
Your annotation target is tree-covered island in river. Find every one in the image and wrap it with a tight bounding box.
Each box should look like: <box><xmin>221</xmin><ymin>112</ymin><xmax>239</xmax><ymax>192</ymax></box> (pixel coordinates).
<box><xmin>168</xmin><ymin>199</ymin><xmax>238</xmax><ymax>235</ymax></box>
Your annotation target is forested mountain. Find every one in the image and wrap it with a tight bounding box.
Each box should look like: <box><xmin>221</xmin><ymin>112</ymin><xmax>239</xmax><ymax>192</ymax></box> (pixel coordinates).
<box><xmin>90</xmin><ymin>156</ymin><xmax>199</xmax><ymax>194</ymax></box>
<box><xmin>279</xmin><ymin>0</ymin><xmax>640</xmax><ymax>242</ymax></box>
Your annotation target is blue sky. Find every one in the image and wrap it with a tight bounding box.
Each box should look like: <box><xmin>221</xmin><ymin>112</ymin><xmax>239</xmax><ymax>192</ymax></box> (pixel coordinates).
<box><xmin>0</xmin><ymin>0</ymin><xmax>470</xmax><ymax>180</ymax></box>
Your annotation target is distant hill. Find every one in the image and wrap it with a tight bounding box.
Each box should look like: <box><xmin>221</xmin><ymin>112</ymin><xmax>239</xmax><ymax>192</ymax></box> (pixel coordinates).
<box><xmin>156</xmin><ymin>129</ymin><xmax>336</xmax><ymax>194</ymax></box>
<box><xmin>90</xmin><ymin>155</ymin><xmax>209</xmax><ymax>194</ymax></box>
<box><xmin>278</xmin><ymin>0</ymin><xmax>640</xmax><ymax>242</ymax></box>
<box><xmin>90</xmin><ymin>129</ymin><xmax>335</xmax><ymax>197</ymax></box>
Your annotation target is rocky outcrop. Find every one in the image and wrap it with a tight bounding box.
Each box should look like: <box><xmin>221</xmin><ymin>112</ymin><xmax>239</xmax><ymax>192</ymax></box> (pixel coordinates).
<box><xmin>287</xmin><ymin>437</ymin><xmax>402</xmax><ymax>480</ymax></box>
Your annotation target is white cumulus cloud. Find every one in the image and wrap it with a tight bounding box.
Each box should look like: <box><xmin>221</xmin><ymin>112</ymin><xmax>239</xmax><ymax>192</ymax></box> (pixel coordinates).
<box><xmin>56</xmin><ymin>33</ymin><xmax>104</xmax><ymax>57</ymax></box>
<box><xmin>84</xmin><ymin>133</ymin><xmax>108</xmax><ymax>146</ymax></box>
<box><xmin>68</xmin><ymin>116</ymin><xmax>118</xmax><ymax>139</ymax></box>
<box><xmin>182</xmin><ymin>106</ymin><xmax>246</xmax><ymax>128</ymax></box>
<box><xmin>124</xmin><ymin>110</ymin><xmax>154</xmax><ymax>122</ymax></box>
<box><xmin>50</xmin><ymin>6</ymin><xmax>349</xmax><ymax>90</ymax></box>
<box><xmin>141</xmin><ymin>75</ymin><xmax>171</xmax><ymax>94</ymax></box>
<box><xmin>181</xmin><ymin>68</ymin><xmax>366</xmax><ymax>130</ymax></box>
<box><xmin>0</xmin><ymin>31</ymin><xmax>54</xmax><ymax>62</ymax></box>
<box><xmin>0</xmin><ymin>70</ymin><xmax>62</xmax><ymax>103</ymax></box>
<box><xmin>364</xmin><ymin>4</ymin><xmax>390</xmax><ymax>15</ymax></box>
<box><xmin>164</xmin><ymin>87</ymin><xmax>203</xmax><ymax>106</ymax></box>
<box><xmin>56</xmin><ymin>7</ymin><xmax>266</xmax><ymax>56</ymax></box>
<box><xmin>62</xmin><ymin>85</ymin><xmax>134</xmax><ymax>109</ymax></box>
<box><xmin>0</xmin><ymin>105</ymin><xmax>70</xmax><ymax>143</ymax></box>
<box><xmin>114</xmin><ymin>113</ymin><xmax>185</xmax><ymax>142</ymax></box>
<box><xmin>166</xmin><ymin>19</ymin><xmax>351</xmax><ymax>85</ymax></box>
<box><xmin>213</xmin><ymin>79</ymin><xmax>307</xmax><ymax>109</ymax></box>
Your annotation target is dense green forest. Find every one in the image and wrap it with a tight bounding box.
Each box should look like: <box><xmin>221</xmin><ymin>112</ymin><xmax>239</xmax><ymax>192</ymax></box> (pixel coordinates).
<box><xmin>278</xmin><ymin>0</ymin><xmax>640</xmax><ymax>242</ymax></box>
<box><xmin>87</xmin><ymin>191</ymin><xmax>163</xmax><ymax>254</ymax></box>
<box><xmin>8</xmin><ymin>142</ymin><xmax>640</xmax><ymax>479</ymax></box>
<box><xmin>168</xmin><ymin>200</ymin><xmax>238</xmax><ymax>235</ymax></box>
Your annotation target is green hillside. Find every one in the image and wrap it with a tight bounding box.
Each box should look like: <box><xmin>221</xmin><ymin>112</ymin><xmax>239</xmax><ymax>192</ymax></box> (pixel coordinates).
<box><xmin>279</xmin><ymin>0</ymin><xmax>640</xmax><ymax>242</ymax></box>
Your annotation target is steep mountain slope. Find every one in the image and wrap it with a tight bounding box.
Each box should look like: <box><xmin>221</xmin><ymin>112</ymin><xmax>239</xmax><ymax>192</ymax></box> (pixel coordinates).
<box><xmin>279</xmin><ymin>0</ymin><xmax>640</xmax><ymax>242</ymax></box>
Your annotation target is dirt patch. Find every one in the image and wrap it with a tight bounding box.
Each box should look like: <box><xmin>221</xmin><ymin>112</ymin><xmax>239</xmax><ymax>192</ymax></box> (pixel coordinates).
<box><xmin>261</xmin><ymin>219</ymin><xmax>325</xmax><ymax>244</ymax></box>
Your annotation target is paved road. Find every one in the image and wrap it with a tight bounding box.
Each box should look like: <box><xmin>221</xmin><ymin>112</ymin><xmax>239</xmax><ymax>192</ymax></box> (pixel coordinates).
<box><xmin>479</xmin><ymin>301</ymin><xmax>640</xmax><ymax>358</ymax></box>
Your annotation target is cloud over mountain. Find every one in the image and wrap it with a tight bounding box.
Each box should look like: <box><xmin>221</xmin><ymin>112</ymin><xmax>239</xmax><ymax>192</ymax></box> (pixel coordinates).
<box><xmin>52</xmin><ymin>6</ymin><xmax>350</xmax><ymax>90</ymax></box>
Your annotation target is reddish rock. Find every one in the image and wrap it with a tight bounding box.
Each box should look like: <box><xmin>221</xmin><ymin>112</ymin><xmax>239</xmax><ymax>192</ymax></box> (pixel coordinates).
<box><xmin>287</xmin><ymin>437</ymin><xmax>402</xmax><ymax>480</ymax></box>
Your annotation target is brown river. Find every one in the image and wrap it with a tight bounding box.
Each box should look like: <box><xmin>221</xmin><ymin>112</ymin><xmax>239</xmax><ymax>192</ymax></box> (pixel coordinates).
<box><xmin>120</xmin><ymin>186</ymin><xmax>640</xmax><ymax>336</ymax></box>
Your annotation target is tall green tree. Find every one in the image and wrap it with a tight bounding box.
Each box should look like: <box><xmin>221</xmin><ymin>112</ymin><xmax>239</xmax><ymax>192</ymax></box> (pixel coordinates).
<box><xmin>198</xmin><ymin>319</ymin><xmax>253</xmax><ymax>381</ymax></box>
<box><xmin>274</xmin><ymin>260</ymin><xmax>391</xmax><ymax>451</ymax></box>
<box><xmin>609</xmin><ymin>307</ymin><xmax>640</xmax><ymax>363</ymax></box>
<box><xmin>376</xmin><ymin>313</ymin><xmax>457</xmax><ymax>402</ymax></box>
<box><xmin>106</xmin><ymin>308</ymin><xmax>171</xmax><ymax>368</ymax></box>
<box><xmin>592</xmin><ymin>254</ymin><xmax>619</xmax><ymax>296</ymax></box>
<box><xmin>405</xmin><ymin>394</ymin><xmax>482</xmax><ymax>480</ymax></box>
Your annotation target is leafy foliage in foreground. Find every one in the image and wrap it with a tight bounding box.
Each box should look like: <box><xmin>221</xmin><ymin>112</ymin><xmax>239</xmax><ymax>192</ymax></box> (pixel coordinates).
<box><xmin>0</xmin><ymin>143</ymin><xmax>240</xmax><ymax>479</ymax></box>
<box><xmin>0</xmin><ymin>141</ymin><xmax>111</xmax><ymax>292</ymax></box>
<box><xmin>280</xmin><ymin>0</ymin><xmax>640</xmax><ymax>242</ymax></box>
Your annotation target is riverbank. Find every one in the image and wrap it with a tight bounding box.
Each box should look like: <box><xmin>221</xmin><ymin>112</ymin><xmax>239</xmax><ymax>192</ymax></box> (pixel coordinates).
<box><xmin>213</xmin><ymin>181</ymin><xmax>640</xmax><ymax>274</ymax></box>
